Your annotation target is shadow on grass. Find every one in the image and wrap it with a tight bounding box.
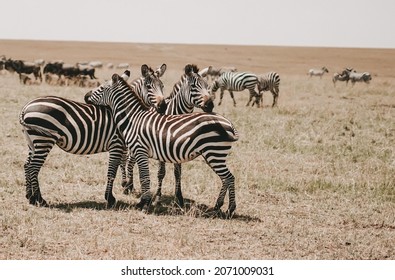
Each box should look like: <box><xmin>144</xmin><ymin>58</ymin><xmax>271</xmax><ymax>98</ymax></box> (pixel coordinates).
<box><xmin>49</xmin><ymin>195</ymin><xmax>261</xmax><ymax>222</ymax></box>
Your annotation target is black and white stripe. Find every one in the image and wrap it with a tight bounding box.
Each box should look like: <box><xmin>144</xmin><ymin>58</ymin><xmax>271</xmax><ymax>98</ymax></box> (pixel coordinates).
<box><xmin>19</xmin><ymin>95</ymin><xmax>126</xmax><ymax>207</ymax></box>
<box><xmin>211</xmin><ymin>71</ymin><xmax>259</xmax><ymax>107</ymax></box>
<box><xmin>85</xmin><ymin>73</ymin><xmax>239</xmax><ymax>218</ymax></box>
<box><xmin>156</xmin><ymin>64</ymin><xmax>213</xmax><ymax>207</ymax></box>
<box><xmin>253</xmin><ymin>71</ymin><xmax>280</xmax><ymax>107</ymax></box>
<box><xmin>20</xmin><ymin>66</ymin><xmax>165</xmax><ymax>207</ymax></box>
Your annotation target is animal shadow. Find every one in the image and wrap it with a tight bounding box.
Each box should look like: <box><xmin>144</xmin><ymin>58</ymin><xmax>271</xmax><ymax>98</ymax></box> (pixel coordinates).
<box><xmin>50</xmin><ymin>200</ymin><xmax>134</xmax><ymax>213</ymax></box>
<box><xmin>49</xmin><ymin>196</ymin><xmax>261</xmax><ymax>222</ymax></box>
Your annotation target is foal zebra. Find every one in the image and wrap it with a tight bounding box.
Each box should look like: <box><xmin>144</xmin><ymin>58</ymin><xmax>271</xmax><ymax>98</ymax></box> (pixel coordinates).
<box><xmin>20</xmin><ymin>65</ymin><xmax>166</xmax><ymax>207</ymax></box>
<box><xmin>211</xmin><ymin>71</ymin><xmax>259</xmax><ymax>107</ymax></box>
<box><xmin>85</xmin><ymin>73</ymin><xmax>239</xmax><ymax>218</ymax></box>
<box><xmin>253</xmin><ymin>72</ymin><xmax>280</xmax><ymax>107</ymax></box>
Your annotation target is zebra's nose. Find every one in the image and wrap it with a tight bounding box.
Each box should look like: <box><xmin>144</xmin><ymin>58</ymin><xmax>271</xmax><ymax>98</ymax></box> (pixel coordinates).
<box><xmin>157</xmin><ymin>98</ymin><xmax>167</xmax><ymax>114</ymax></box>
<box><xmin>202</xmin><ymin>98</ymin><xmax>214</xmax><ymax>113</ymax></box>
<box><xmin>84</xmin><ymin>91</ymin><xmax>92</xmax><ymax>104</ymax></box>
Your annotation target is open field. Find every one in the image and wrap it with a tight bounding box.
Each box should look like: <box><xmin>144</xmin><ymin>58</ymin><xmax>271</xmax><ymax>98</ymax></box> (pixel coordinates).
<box><xmin>0</xmin><ymin>40</ymin><xmax>394</xmax><ymax>259</ymax></box>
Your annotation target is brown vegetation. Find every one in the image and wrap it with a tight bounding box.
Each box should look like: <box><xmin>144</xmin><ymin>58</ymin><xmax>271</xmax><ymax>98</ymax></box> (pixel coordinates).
<box><xmin>0</xmin><ymin>40</ymin><xmax>394</xmax><ymax>259</ymax></box>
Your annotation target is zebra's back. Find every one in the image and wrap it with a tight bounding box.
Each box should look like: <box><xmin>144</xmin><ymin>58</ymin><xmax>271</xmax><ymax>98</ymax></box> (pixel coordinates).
<box><xmin>219</xmin><ymin>72</ymin><xmax>258</xmax><ymax>90</ymax></box>
<box><xmin>20</xmin><ymin>96</ymin><xmax>120</xmax><ymax>154</ymax></box>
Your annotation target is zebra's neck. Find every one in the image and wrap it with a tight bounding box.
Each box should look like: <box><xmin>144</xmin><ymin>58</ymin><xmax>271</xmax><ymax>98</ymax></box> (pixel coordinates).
<box><xmin>165</xmin><ymin>74</ymin><xmax>194</xmax><ymax>115</ymax></box>
<box><xmin>166</xmin><ymin>90</ymin><xmax>194</xmax><ymax>114</ymax></box>
<box><xmin>109</xmin><ymin>83</ymin><xmax>149</xmax><ymax>133</ymax></box>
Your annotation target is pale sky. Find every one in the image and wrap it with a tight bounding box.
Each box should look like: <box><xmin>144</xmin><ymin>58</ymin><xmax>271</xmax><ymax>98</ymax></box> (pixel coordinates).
<box><xmin>1</xmin><ymin>0</ymin><xmax>394</xmax><ymax>48</ymax></box>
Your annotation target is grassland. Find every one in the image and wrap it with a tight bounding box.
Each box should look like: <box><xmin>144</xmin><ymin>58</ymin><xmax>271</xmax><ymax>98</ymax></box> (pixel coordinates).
<box><xmin>0</xmin><ymin>40</ymin><xmax>394</xmax><ymax>259</ymax></box>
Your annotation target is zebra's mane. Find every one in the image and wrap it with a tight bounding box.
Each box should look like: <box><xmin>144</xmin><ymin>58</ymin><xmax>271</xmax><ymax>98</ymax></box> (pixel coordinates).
<box><xmin>114</xmin><ymin>74</ymin><xmax>150</xmax><ymax>111</ymax></box>
<box><xmin>166</xmin><ymin>64</ymin><xmax>200</xmax><ymax>100</ymax></box>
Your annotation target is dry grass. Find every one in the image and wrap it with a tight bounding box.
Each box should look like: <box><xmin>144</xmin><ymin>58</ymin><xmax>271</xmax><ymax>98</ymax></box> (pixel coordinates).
<box><xmin>0</xmin><ymin>40</ymin><xmax>394</xmax><ymax>260</ymax></box>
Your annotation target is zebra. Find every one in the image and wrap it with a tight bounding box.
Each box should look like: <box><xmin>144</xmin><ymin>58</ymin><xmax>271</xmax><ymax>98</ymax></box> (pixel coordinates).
<box><xmin>156</xmin><ymin>64</ymin><xmax>214</xmax><ymax>207</ymax></box>
<box><xmin>85</xmin><ymin>73</ymin><xmax>239</xmax><ymax>218</ymax></box>
<box><xmin>349</xmin><ymin>71</ymin><xmax>372</xmax><ymax>85</ymax></box>
<box><xmin>123</xmin><ymin>64</ymin><xmax>214</xmax><ymax>207</ymax></box>
<box><xmin>308</xmin><ymin>67</ymin><xmax>329</xmax><ymax>78</ymax></box>
<box><xmin>253</xmin><ymin>71</ymin><xmax>280</xmax><ymax>108</ymax></box>
<box><xmin>19</xmin><ymin>65</ymin><xmax>166</xmax><ymax>207</ymax></box>
<box><xmin>198</xmin><ymin>66</ymin><xmax>237</xmax><ymax>83</ymax></box>
<box><xmin>211</xmin><ymin>71</ymin><xmax>259</xmax><ymax>107</ymax></box>
<box><xmin>332</xmin><ymin>68</ymin><xmax>354</xmax><ymax>86</ymax></box>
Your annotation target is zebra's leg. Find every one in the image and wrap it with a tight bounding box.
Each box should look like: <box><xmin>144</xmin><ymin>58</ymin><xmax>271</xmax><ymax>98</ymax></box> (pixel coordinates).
<box><xmin>246</xmin><ymin>91</ymin><xmax>255</xmax><ymax>106</ymax></box>
<box><xmin>248</xmin><ymin>89</ymin><xmax>259</xmax><ymax>108</ymax></box>
<box><xmin>123</xmin><ymin>153</ymin><xmax>135</xmax><ymax>195</ymax></box>
<box><xmin>174</xmin><ymin>163</ymin><xmax>184</xmax><ymax>207</ymax></box>
<box><xmin>135</xmin><ymin>151</ymin><xmax>153</xmax><ymax>210</ymax></box>
<box><xmin>155</xmin><ymin>161</ymin><xmax>166</xmax><ymax>204</ymax></box>
<box><xmin>271</xmin><ymin>88</ymin><xmax>279</xmax><ymax>107</ymax></box>
<box><xmin>120</xmin><ymin>150</ymin><xmax>128</xmax><ymax>187</ymax></box>
<box><xmin>202</xmin><ymin>152</ymin><xmax>236</xmax><ymax>218</ymax></box>
<box><xmin>229</xmin><ymin>90</ymin><xmax>237</xmax><ymax>107</ymax></box>
<box><xmin>218</xmin><ymin>89</ymin><xmax>224</xmax><ymax>106</ymax></box>
<box><xmin>105</xmin><ymin>149</ymin><xmax>123</xmax><ymax>208</ymax></box>
<box><xmin>24</xmin><ymin>137</ymin><xmax>55</xmax><ymax>207</ymax></box>
<box><xmin>122</xmin><ymin>151</ymin><xmax>136</xmax><ymax>195</ymax></box>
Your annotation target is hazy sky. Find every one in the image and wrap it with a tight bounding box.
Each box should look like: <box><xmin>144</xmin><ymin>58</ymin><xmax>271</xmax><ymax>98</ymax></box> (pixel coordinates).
<box><xmin>1</xmin><ymin>0</ymin><xmax>394</xmax><ymax>48</ymax></box>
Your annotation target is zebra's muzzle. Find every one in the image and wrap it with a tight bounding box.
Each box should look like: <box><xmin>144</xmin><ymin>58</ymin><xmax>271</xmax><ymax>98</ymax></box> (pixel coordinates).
<box><xmin>157</xmin><ymin>98</ymin><xmax>167</xmax><ymax>114</ymax></box>
<box><xmin>84</xmin><ymin>91</ymin><xmax>93</xmax><ymax>104</ymax></box>
<box><xmin>202</xmin><ymin>98</ymin><xmax>214</xmax><ymax>113</ymax></box>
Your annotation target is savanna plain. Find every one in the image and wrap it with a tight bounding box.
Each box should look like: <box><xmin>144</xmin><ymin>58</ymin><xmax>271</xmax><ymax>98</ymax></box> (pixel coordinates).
<box><xmin>0</xmin><ymin>40</ymin><xmax>394</xmax><ymax>259</ymax></box>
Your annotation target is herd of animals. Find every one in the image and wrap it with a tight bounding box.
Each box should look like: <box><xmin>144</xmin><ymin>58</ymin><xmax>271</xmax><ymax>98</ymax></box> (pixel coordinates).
<box><xmin>308</xmin><ymin>66</ymin><xmax>372</xmax><ymax>86</ymax></box>
<box><xmin>2</xmin><ymin>54</ymin><xmax>372</xmax><ymax>219</ymax></box>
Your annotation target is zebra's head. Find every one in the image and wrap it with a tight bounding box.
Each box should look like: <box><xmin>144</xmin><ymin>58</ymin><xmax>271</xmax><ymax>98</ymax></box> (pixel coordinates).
<box><xmin>183</xmin><ymin>64</ymin><xmax>214</xmax><ymax>113</ymax></box>
<box><xmin>140</xmin><ymin>64</ymin><xmax>167</xmax><ymax>113</ymax></box>
<box><xmin>84</xmin><ymin>70</ymin><xmax>131</xmax><ymax>106</ymax></box>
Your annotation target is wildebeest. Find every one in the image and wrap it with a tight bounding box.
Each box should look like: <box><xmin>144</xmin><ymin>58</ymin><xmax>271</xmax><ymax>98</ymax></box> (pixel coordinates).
<box><xmin>5</xmin><ymin>59</ymin><xmax>42</xmax><ymax>82</ymax></box>
<box><xmin>44</xmin><ymin>62</ymin><xmax>96</xmax><ymax>81</ymax></box>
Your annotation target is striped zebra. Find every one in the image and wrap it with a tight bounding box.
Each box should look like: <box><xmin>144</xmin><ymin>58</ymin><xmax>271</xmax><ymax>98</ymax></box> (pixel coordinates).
<box><xmin>308</xmin><ymin>67</ymin><xmax>329</xmax><ymax>78</ymax></box>
<box><xmin>123</xmin><ymin>64</ymin><xmax>215</xmax><ymax>206</ymax></box>
<box><xmin>253</xmin><ymin>71</ymin><xmax>280</xmax><ymax>107</ymax></box>
<box><xmin>85</xmin><ymin>73</ymin><xmax>239</xmax><ymax>218</ymax></box>
<box><xmin>198</xmin><ymin>66</ymin><xmax>237</xmax><ymax>83</ymax></box>
<box><xmin>20</xmin><ymin>65</ymin><xmax>166</xmax><ymax>207</ymax></box>
<box><xmin>211</xmin><ymin>71</ymin><xmax>259</xmax><ymax>107</ymax></box>
<box><xmin>157</xmin><ymin>64</ymin><xmax>214</xmax><ymax>207</ymax></box>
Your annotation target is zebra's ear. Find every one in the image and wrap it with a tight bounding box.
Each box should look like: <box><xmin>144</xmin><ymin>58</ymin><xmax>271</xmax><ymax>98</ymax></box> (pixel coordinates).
<box><xmin>157</xmin><ymin>64</ymin><xmax>167</xmax><ymax>77</ymax></box>
<box><xmin>185</xmin><ymin>64</ymin><xmax>193</xmax><ymax>76</ymax></box>
<box><xmin>141</xmin><ymin>64</ymin><xmax>149</xmax><ymax>77</ymax></box>
<box><xmin>121</xmin><ymin>70</ymin><xmax>130</xmax><ymax>81</ymax></box>
<box><xmin>112</xmin><ymin>73</ymin><xmax>120</xmax><ymax>83</ymax></box>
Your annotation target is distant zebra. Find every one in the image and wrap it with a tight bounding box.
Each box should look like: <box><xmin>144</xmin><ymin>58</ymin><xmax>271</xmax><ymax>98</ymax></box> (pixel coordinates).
<box><xmin>332</xmin><ymin>68</ymin><xmax>354</xmax><ymax>86</ymax></box>
<box><xmin>349</xmin><ymin>71</ymin><xmax>372</xmax><ymax>85</ymax></box>
<box><xmin>253</xmin><ymin>71</ymin><xmax>280</xmax><ymax>107</ymax></box>
<box><xmin>211</xmin><ymin>71</ymin><xmax>259</xmax><ymax>107</ymax></box>
<box><xmin>85</xmin><ymin>73</ymin><xmax>239</xmax><ymax>218</ymax></box>
<box><xmin>199</xmin><ymin>66</ymin><xmax>237</xmax><ymax>82</ymax></box>
<box><xmin>19</xmin><ymin>66</ymin><xmax>166</xmax><ymax>207</ymax></box>
<box><xmin>308</xmin><ymin>67</ymin><xmax>329</xmax><ymax>78</ymax></box>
